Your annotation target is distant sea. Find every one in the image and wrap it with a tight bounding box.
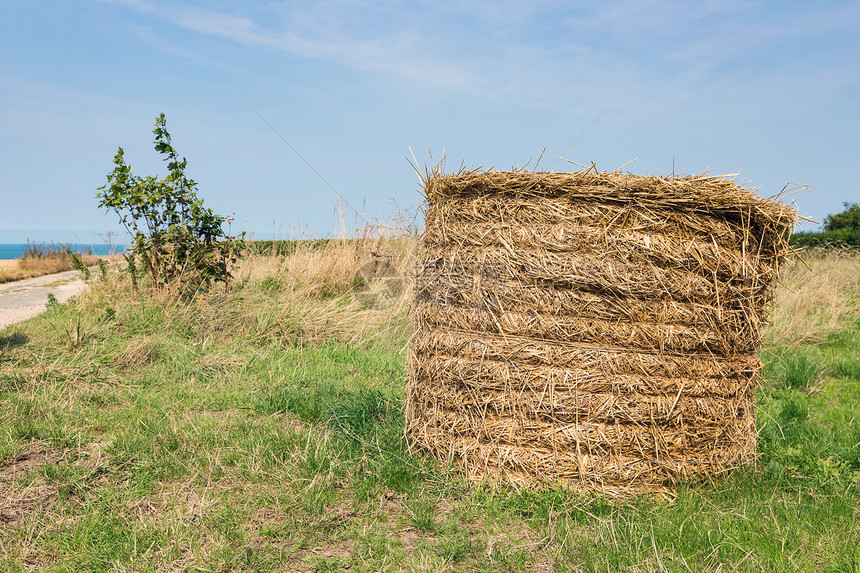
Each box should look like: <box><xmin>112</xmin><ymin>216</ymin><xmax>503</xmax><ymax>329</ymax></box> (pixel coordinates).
<box><xmin>0</xmin><ymin>243</ymin><xmax>125</xmax><ymax>260</ymax></box>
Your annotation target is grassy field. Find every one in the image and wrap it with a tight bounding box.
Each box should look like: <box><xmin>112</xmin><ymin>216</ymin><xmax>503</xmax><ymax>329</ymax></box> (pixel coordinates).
<box><xmin>1</xmin><ymin>240</ymin><xmax>858</xmax><ymax>572</ymax></box>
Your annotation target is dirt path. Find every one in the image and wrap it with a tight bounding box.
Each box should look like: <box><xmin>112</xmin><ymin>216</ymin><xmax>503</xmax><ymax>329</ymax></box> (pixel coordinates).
<box><xmin>0</xmin><ymin>270</ymin><xmax>87</xmax><ymax>329</ymax></box>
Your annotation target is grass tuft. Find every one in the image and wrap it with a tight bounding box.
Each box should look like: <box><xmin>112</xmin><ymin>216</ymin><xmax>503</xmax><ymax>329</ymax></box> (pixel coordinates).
<box><xmin>831</xmin><ymin>356</ymin><xmax>860</xmax><ymax>380</ymax></box>
<box><xmin>780</xmin><ymin>355</ymin><xmax>822</xmax><ymax>389</ymax></box>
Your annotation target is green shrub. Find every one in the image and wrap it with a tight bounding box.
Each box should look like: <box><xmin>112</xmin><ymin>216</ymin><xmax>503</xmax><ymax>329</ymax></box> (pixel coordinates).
<box><xmin>63</xmin><ymin>246</ymin><xmax>90</xmax><ymax>281</ymax></box>
<box><xmin>97</xmin><ymin>113</ymin><xmax>243</xmax><ymax>295</ymax></box>
<box><xmin>790</xmin><ymin>228</ymin><xmax>860</xmax><ymax>248</ymax></box>
<box><xmin>824</xmin><ymin>202</ymin><xmax>860</xmax><ymax>232</ymax></box>
<box><xmin>790</xmin><ymin>202</ymin><xmax>860</xmax><ymax>247</ymax></box>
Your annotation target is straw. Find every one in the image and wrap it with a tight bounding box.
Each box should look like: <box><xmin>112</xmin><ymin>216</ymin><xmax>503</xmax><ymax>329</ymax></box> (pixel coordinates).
<box><xmin>407</xmin><ymin>167</ymin><xmax>797</xmax><ymax>494</ymax></box>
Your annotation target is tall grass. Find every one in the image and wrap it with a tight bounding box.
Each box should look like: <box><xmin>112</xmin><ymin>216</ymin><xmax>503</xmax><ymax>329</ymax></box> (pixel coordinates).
<box><xmin>0</xmin><ymin>243</ymin><xmax>102</xmax><ymax>284</ymax></box>
<box><xmin>223</xmin><ymin>235</ymin><xmax>416</xmax><ymax>347</ymax></box>
<box><xmin>764</xmin><ymin>247</ymin><xmax>860</xmax><ymax>344</ymax></box>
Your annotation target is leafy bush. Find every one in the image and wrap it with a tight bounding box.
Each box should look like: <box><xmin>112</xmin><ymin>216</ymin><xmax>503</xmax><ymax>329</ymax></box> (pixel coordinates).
<box><xmin>824</xmin><ymin>202</ymin><xmax>860</xmax><ymax>232</ymax></box>
<box><xmin>790</xmin><ymin>202</ymin><xmax>860</xmax><ymax>247</ymax></box>
<box><xmin>790</xmin><ymin>228</ymin><xmax>860</xmax><ymax>248</ymax></box>
<box><xmin>97</xmin><ymin>114</ymin><xmax>243</xmax><ymax>294</ymax></box>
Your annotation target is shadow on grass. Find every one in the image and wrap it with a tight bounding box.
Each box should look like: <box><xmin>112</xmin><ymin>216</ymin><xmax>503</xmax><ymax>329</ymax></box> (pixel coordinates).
<box><xmin>0</xmin><ymin>331</ymin><xmax>28</xmax><ymax>351</ymax></box>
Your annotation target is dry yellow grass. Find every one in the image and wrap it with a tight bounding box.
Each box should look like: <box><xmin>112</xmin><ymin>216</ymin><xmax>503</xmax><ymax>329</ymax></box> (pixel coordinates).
<box><xmin>76</xmin><ymin>235</ymin><xmax>417</xmax><ymax>351</ymax></box>
<box><xmin>226</xmin><ymin>237</ymin><xmax>416</xmax><ymax>347</ymax></box>
<box><xmin>0</xmin><ymin>253</ymin><xmax>107</xmax><ymax>284</ymax></box>
<box><xmin>764</xmin><ymin>247</ymin><xmax>860</xmax><ymax>344</ymax></box>
<box><xmin>0</xmin><ymin>260</ymin><xmax>18</xmax><ymax>274</ymax></box>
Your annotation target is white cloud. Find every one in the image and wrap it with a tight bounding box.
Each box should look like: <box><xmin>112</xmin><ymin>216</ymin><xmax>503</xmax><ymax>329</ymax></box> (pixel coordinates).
<box><xmin>104</xmin><ymin>0</ymin><xmax>480</xmax><ymax>92</ymax></box>
<box><xmin>98</xmin><ymin>0</ymin><xmax>859</xmax><ymax>118</ymax></box>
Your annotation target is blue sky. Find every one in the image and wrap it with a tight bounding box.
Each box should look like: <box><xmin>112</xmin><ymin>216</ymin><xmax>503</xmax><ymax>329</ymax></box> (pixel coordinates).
<box><xmin>1</xmin><ymin>1</ymin><xmax>858</xmax><ymax>243</ymax></box>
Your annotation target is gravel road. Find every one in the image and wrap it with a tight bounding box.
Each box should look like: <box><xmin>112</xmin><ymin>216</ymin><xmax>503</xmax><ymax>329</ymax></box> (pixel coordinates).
<box><xmin>0</xmin><ymin>270</ymin><xmax>87</xmax><ymax>329</ymax></box>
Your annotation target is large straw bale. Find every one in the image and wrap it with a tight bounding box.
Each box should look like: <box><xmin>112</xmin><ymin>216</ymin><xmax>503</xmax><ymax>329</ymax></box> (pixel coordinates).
<box><xmin>407</xmin><ymin>167</ymin><xmax>797</xmax><ymax>494</ymax></box>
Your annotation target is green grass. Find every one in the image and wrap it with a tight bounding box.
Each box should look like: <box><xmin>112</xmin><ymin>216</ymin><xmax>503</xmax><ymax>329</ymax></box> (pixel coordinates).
<box><xmin>245</xmin><ymin>239</ymin><xmax>333</xmax><ymax>257</ymax></box>
<box><xmin>1</xmin><ymin>263</ymin><xmax>859</xmax><ymax>571</ymax></box>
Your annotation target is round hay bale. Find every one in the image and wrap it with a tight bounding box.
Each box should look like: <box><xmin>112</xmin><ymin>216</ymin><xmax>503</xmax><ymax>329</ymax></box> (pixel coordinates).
<box><xmin>406</xmin><ymin>168</ymin><xmax>797</xmax><ymax>495</ymax></box>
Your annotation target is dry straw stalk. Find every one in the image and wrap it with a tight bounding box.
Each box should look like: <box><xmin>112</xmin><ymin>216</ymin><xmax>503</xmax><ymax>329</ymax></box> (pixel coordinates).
<box><xmin>407</xmin><ymin>167</ymin><xmax>797</xmax><ymax>495</ymax></box>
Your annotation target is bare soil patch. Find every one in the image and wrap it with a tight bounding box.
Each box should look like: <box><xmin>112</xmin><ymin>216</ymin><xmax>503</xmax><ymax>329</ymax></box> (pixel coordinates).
<box><xmin>0</xmin><ymin>447</ymin><xmax>60</xmax><ymax>528</ymax></box>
